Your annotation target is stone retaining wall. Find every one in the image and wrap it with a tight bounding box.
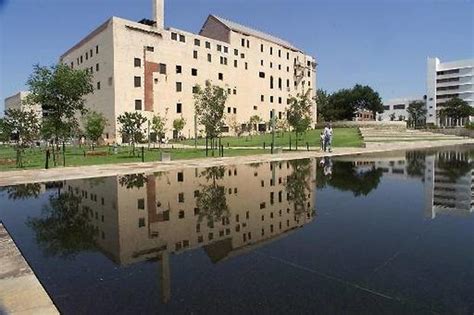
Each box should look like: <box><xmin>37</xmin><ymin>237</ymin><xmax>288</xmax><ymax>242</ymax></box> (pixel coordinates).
<box><xmin>317</xmin><ymin>121</ymin><xmax>406</xmax><ymax>131</ymax></box>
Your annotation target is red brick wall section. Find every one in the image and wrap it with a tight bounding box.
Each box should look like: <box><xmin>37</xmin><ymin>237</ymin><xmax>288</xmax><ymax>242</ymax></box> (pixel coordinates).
<box><xmin>147</xmin><ymin>175</ymin><xmax>158</xmax><ymax>224</ymax></box>
<box><xmin>145</xmin><ymin>61</ymin><xmax>159</xmax><ymax>112</ymax></box>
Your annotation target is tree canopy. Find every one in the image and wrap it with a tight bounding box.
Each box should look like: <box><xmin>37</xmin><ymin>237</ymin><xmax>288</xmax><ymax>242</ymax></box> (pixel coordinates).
<box><xmin>407</xmin><ymin>100</ymin><xmax>427</xmax><ymax>128</ymax></box>
<box><xmin>318</xmin><ymin>85</ymin><xmax>383</xmax><ymax>121</ymax></box>
<box><xmin>193</xmin><ymin>80</ymin><xmax>228</xmax><ymax>140</ymax></box>
<box><xmin>3</xmin><ymin>108</ymin><xmax>41</xmax><ymax>167</ymax></box>
<box><xmin>440</xmin><ymin>97</ymin><xmax>473</xmax><ymax>126</ymax></box>
<box><xmin>173</xmin><ymin>116</ymin><xmax>186</xmax><ymax>139</ymax></box>
<box><xmin>26</xmin><ymin>63</ymin><xmax>93</xmax><ymax>144</ymax></box>
<box><xmin>83</xmin><ymin>111</ymin><xmax>107</xmax><ymax>145</ymax></box>
<box><xmin>117</xmin><ymin>111</ymin><xmax>147</xmax><ymax>155</ymax></box>
<box><xmin>287</xmin><ymin>89</ymin><xmax>313</xmax><ymax>135</ymax></box>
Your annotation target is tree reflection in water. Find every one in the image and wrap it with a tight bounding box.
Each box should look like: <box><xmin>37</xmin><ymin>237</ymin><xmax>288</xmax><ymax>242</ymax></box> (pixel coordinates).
<box><xmin>286</xmin><ymin>159</ymin><xmax>314</xmax><ymax>216</ymax></box>
<box><xmin>437</xmin><ymin>151</ymin><xmax>473</xmax><ymax>181</ymax></box>
<box><xmin>317</xmin><ymin>159</ymin><xmax>384</xmax><ymax>197</ymax></box>
<box><xmin>0</xmin><ymin>183</ymin><xmax>42</xmax><ymax>200</ymax></box>
<box><xmin>406</xmin><ymin>150</ymin><xmax>427</xmax><ymax>179</ymax></box>
<box><xmin>119</xmin><ymin>173</ymin><xmax>147</xmax><ymax>189</ymax></box>
<box><xmin>27</xmin><ymin>192</ymin><xmax>97</xmax><ymax>258</ymax></box>
<box><xmin>196</xmin><ymin>166</ymin><xmax>229</xmax><ymax>226</ymax></box>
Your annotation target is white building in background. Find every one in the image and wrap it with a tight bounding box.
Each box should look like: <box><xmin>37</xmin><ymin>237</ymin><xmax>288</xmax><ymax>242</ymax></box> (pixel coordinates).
<box><xmin>4</xmin><ymin>91</ymin><xmax>43</xmax><ymax>119</ymax></box>
<box><xmin>426</xmin><ymin>57</ymin><xmax>474</xmax><ymax>126</ymax></box>
<box><xmin>377</xmin><ymin>96</ymin><xmax>425</xmax><ymax>123</ymax></box>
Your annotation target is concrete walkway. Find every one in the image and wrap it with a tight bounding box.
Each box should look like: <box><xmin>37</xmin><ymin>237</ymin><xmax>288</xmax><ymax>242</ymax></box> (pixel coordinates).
<box><xmin>0</xmin><ymin>224</ymin><xmax>58</xmax><ymax>315</ymax></box>
<box><xmin>0</xmin><ymin>138</ymin><xmax>473</xmax><ymax>187</ymax></box>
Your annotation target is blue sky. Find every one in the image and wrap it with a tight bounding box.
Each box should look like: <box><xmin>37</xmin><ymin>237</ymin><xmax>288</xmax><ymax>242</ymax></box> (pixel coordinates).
<box><xmin>1</xmin><ymin>0</ymin><xmax>473</xmax><ymax>113</ymax></box>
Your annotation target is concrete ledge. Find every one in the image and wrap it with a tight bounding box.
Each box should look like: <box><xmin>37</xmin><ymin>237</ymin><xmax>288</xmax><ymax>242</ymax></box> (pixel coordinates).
<box><xmin>0</xmin><ymin>224</ymin><xmax>58</xmax><ymax>315</ymax></box>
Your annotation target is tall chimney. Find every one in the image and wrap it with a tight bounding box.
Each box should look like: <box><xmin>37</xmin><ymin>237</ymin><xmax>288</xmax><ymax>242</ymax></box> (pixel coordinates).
<box><xmin>152</xmin><ymin>0</ymin><xmax>164</xmax><ymax>28</ymax></box>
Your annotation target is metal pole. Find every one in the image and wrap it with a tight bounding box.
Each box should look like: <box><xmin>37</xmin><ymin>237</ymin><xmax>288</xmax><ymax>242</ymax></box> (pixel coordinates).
<box><xmin>147</xmin><ymin>120</ymin><xmax>151</xmax><ymax>150</ymax></box>
<box><xmin>142</xmin><ymin>146</ymin><xmax>145</xmax><ymax>162</ymax></box>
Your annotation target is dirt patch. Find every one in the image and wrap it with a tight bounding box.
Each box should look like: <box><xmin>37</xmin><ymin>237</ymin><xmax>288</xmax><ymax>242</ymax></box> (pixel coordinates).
<box><xmin>0</xmin><ymin>159</ymin><xmax>15</xmax><ymax>165</ymax></box>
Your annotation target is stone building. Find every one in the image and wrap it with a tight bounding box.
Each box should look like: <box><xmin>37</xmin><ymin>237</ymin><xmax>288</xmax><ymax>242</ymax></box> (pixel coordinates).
<box><xmin>59</xmin><ymin>0</ymin><xmax>317</xmax><ymax>143</ymax></box>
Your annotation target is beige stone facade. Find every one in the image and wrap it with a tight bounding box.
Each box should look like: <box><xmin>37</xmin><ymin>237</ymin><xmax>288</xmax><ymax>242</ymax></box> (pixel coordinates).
<box><xmin>4</xmin><ymin>91</ymin><xmax>43</xmax><ymax>120</ymax></box>
<box><xmin>63</xmin><ymin>160</ymin><xmax>316</xmax><ymax>301</ymax></box>
<box><xmin>59</xmin><ymin>0</ymin><xmax>317</xmax><ymax>143</ymax></box>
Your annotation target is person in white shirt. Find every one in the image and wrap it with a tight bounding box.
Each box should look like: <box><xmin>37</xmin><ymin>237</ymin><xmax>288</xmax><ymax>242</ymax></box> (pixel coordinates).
<box><xmin>323</xmin><ymin>123</ymin><xmax>333</xmax><ymax>152</ymax></box>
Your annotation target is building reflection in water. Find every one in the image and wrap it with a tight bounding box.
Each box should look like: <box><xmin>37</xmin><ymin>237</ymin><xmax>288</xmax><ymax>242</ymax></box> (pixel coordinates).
<box><xmin>35</xmin><ymin>159</ymin><xmax>317</xmax><ymax>303</ymax></box>
<box><xmin>326</xmin><ymin>146</ymin><xmax>473</xmax><ymax>218</ymax></box>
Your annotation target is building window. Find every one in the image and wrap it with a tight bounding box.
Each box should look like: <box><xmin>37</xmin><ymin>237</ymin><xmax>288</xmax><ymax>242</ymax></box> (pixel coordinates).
<box><xmin>135</xmin><ymin>100</ymin><xmax>142</xmax><ymax>110</ymax></box>
<box><xmin>96</xmin><ymin>45</ymin><xmax>99</xmax><ymax>54</ymax></box>
<box><xmin>146</xmin><ymin>46</ymin><xmax>154</xmax><ymax>52</ymax></box>
<box><xmin>270</xmin><ymin>76</ymin><xmax>274</xmax><ymax>89</ymax></box>
<box><xmin>227</xmin><ymin>107</ymin><xmax>231</xmax><ymax>114</ymax></box>
<box><xmin>134</xmin><ymin>58</ymin><xmax>141</xmax><ymax>67</ymax></box>
<box><xmin>217</xmin><ymin>44</ymin><xmax>222</xmax><ymax>52</ymax></box>
<box><xmin>270</xmin><ymin>47</ymin><xmax>273</xmax><ymax>55</ymax></box>
<box><xmin>138</xmin><ymin>198</ymin><xmax>145</xmax><ymax>209</ymax></box>
<box><xmin>383</xmin><ymin>105</ymin><xmax>390</xmax><ymax>110</ymax></box>
<box><xmin>260</xmin><ymin>44</ymin><xmax>264</xmax><ymax>52</ymax></box>
<box><xmin>278</xmin><ymin>97</ymin><xmax>282</xmax><ymax>104</ymax></box>
<box><xmin>253</xmin><ymin>106</ymin><xmax>258</xmax><ymax>110</ymax></box>
<box><xmin>205</xmin><ymin>41</ymin><xmax>211</xmax><ymax>49</ymax></box>
<box><xmin>176</xmin><ymin>65</ymin><xmax>182</xmax><ymax>74</ymax></box>
<box><xmin>176</xmin><ymin>82</ymin><xmax>182</xmax><ymax>92</ymax></box>
<box><xmin>138</xmin><ymin>218</ymin><xmax>145</xmax><ymax>228</ymax></box>
<box><xmin>85</xmin><ymin>52</ymin><xmax>88</xmax><ymax>60</ymax></box>
<box><xmin>240</xmin><ymin>53</ymin><xmax>245</xmax><ymax>59</ymax></box>
<box><xmin>241</xmin><ymin>38</ymin><xmax>245</xmax><ymax>47</ymax></box>
<box><xmin>233</xmin><ymin>108</ymin><xmax>237</xmax><ymax>114</ymax></box>
<box><xmin>134</xmin><ymin>76</ymin><xmax>141</xmax><ymax>87</ymax></box>
<box><xmin>194</xmin><ymin>38</ymin><xmax>200</xmax><ymax>46</ymax></box>
<box><xmin>278</xmin><ymin>78</ymin><xmax>282</xmax><ymax>90</ymax></box>
<box><xmin>159</xmin><ymin>63</ymin><xmax>166</xmax><ymax>74</ymax></box>
<box><xmin>193</xmin><ymin>50</ymin><xmax>198</xmax><ymax>59</ymax></box>
<box><xmin>171</xmin><ymin>32</ymin><xmax>177</xmax><ymax>40</ymax></box>
<box><xmin>245</xmin><ymin>62</ymin><xmax>248</xmax><ymax>70</ymax></box>
<box><xmin>393</xmin><ymin>104</ymin><xmax>405</xmax><ymax>110</ymax></box>
<box><xmin>259</xmin><ymin>72</ymin><xmax>265</xmax><ymax>78</ymax></box>
<box><xmin>179</xmin><ymin>34</ymin><xmax>185</xmax><ymax>42</ymax></box>
<box><xmin>178</xmin><ymin>193</ymin><xmax>184</xmax><ymax>203</ymax></box>
<box><xmin>218</xmin><ymin>73</ymin><xmax>223</xmax><ymax>80</ymax></box>
<box><xmin>233</xmin><ymin>89</ymin><xmax>237</xmax><ymax>95</ymax></box>
<box><xmin>96</xmin><ymin>82</ymin><xmax>101</xmax><ymax>90</ymax></box>
<box><xmin>270</xmin><ymin>96</ymin><xmax>274</xmax><ymax>103</ymax></box>
<box><xmin>261</xmin><ymin>95</ymin><xmax>264</xmax><ymax>102</ymax></box>
<box><xmin>207</xmin><ymin>54</ymin><xmax>212</xmax><ymax>62</ymax></box>
<box><xmin>176</xmin><ymin>103</ymin><xmax>182</xmax><ymax>113</ymax></box>
<box><xmin>191</xmin><ymin>68</ymin><xmax>198</xmax><ymax>76</ymax></box>
<box><xmin>80</xmin><ymin>56</ymin><xmax>83</xmax><ymax>63</ymax></box>
<box><xmin>96</xmin><ymin>63</ymin><xmax>99</xmax><ymax>71</ymax></box>
<box><xmin>234</xmin><ymin>49</ymin><xmax>238</xmax><ymax>56</ymax></box>
<box><xmin>234</xmin><ymin>60</ymin><xmax>238</xmax><ymax>68</ymax></box>
<box><xmin>220</xmin><ymin>56</ymin><xmax>227</xmax><ymax>65</ymax></box>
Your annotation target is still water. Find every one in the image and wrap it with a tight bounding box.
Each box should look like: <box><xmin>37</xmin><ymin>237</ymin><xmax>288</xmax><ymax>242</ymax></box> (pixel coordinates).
<box><xmin>0</xmin><ymin>146</ymin><xmax>473</xmax><ymax>314</ymax></box>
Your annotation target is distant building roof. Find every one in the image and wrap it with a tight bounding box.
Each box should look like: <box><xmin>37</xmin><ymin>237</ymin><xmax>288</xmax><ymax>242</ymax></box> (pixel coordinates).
<box><xmin>209</xmin><ymin>15</ymin><xmax>300</xmax><ymax>51</ymax></box>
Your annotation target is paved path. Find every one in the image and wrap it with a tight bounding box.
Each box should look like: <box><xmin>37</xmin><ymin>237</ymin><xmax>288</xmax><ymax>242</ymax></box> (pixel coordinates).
<box><xmin>0</xmin><ymin>224</ymin><xmax>58</xmax><ymax>315</ymax></box>
<box><xmin>0</xmin><ymin>138</ymin><xmax>473</xmax><ymax>187</ymax></box>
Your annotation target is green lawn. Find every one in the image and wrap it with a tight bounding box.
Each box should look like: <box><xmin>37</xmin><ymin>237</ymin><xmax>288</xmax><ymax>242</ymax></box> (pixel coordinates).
<box><xmin>0</xmin><ymin>128</ymin><xmax>362</xmax><ymax>172</ymax></box>
<box><xmin>0</xmin><ymin>145</ymin><xmax>270</xmax><ymax>172</ymax></box>
<box><xmin>176</xmin><ymin>128</ymin><xmax>363</xmax><ymax>148</ymax></box>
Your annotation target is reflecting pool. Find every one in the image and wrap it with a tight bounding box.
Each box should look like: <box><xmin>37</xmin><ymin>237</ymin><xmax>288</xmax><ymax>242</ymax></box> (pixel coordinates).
<box><xmin>0</xmin><ymin>145</ymin><xmax>473</xmax><ymax>314</ymax></box>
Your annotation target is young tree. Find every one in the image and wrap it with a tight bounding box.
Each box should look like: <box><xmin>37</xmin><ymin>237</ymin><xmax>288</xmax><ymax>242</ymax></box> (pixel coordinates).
<box><xmin>389</xmin><ymin>113</ymin><xmax>396</xmax><ymax>121</ymax></box>
<box><xmin>193</xmin><ymin>80</ymin><xmax>228</xmax><ymax>147</ymax></box>
<box><xmin>173</xmin><ymin>116</ymin><xmax>186</xmax><ymax>140</ymax></box>
<box><xmin>249</xmin><ymin>115</ymin><xmax>262</xmax><ymax>137</ymax></box>
<box><xmin>0</xmin><ymin>118</ymin><xmax>7</xmax><ymax>142</ymax></box>
<box><xmin>287</xmin><ymin>89</ymin><xmax>313</xmax><ymax>150</ymax></box>
<box><xmin>440</xmin><ymin>97</ymin><xmax>473</xmax><ymax>126</ymax></box>
<box><xmin>26</xmin><ymin>63</ymin><xmax>93</xmax><ymax>148</ymax></box>
<box><xmin>117</xmin><ymin>112</ymin><xmax>147</xmax><ymax>156</ymax></box>
<box><xmin>151</xmin><ymin>109</ymin><xmax>168</xmax><ymax>146</ymax></box>
<box><xmin>3</xmin><ymin>109</ymin><xmax>41</xmax><ymax>168</ymax></box>
<box><xmin>83</xmin><ymin>111</ymin><xmax>107</xmax><ymax>149</ymax></box>
<box><xmin>407</xmin><ymin>100</ymin><xmax>427</xmax><ymax>128</ymax></box>
<box><xmin>227</xmin><ymin>115</ymin><xmax>243</xmax><ymax>137</ymax></box>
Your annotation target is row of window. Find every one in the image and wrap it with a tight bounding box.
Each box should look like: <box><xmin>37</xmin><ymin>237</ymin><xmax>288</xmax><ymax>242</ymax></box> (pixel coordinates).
<box><xmin>437</xmin><ymin>69</ymin><xmax>460</xmax><ymax>75</ymax></box>
<box><xmin>71</xmin><ymin>45</ymin><xmax>99</xmax><ymax>68</ymax></box>
<box><xmin>437</xmin><ymin>77</ymin><xmax>460</xmax><ymax>84</ymax></box>
<box><xmin>437</xmin><ymin>85</ymin><xmax>459</xmax><ymax>91</ymax></box>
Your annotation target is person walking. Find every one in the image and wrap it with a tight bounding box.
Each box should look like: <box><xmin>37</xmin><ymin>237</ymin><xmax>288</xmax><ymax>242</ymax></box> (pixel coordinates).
<box><xmin>323</xmin><ymin>123</ymin><xmax>333</xmax><ymax>153</ymax></box>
